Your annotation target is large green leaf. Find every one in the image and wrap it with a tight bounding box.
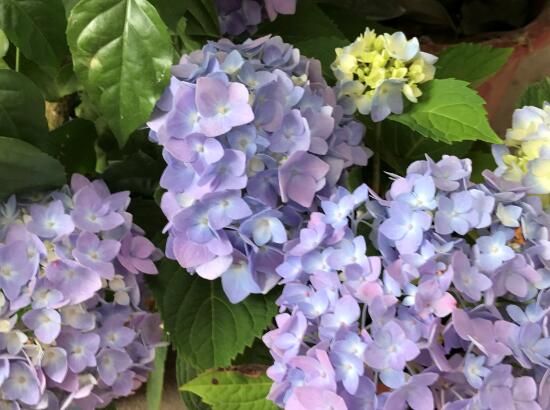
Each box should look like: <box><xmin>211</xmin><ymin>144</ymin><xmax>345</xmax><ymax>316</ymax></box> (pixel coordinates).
<box><xmin>518</xmin><ymin>77</ymin><xmax>550</xmax><ymax>108</ymax></box>
<box><xmin>67</xmin><ymin>0</ymin><xmax>173</xmax><ymax>146</ymax></box>
<box><xmin>0</xmin><ymin>0</ymin><xmax>68</xmax><ymax>74</ymax></box>
<box><xmin>162</xmin><ymin>268</ymin><xmax>278</xmax><ymax>370</ymax></box>
<box><xmin>146</xmin><ymin>344</ymin><xmax>168</xmax><ymax>410</ymax></box>
<box><xmin>181</xmin><ymin>368</ymin><xmax>277</xmax><ymax>410</ymax></box>
<box><xmin>390</xmin><ymin>79</ymin><xmax>501</xmax><ymax>144</ymax></box>
<box><xmin>0</xmin><ymin>136</ymin><xmax>65</xmax><ymax>198</ymax></box>
<box><xmin>435</xmin><ymin>43</ymin><xmax>513</xmax><ymax>87</ymax></box>
<box><xmin>0</xmin><ymin>70</ymin><xmax>51</xmax><ymax>152</ymax></box>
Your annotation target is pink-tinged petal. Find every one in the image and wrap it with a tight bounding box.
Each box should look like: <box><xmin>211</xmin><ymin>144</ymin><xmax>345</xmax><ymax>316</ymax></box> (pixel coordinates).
<box><xmin>285</xmin><ymin>174</ymin><xmax>317</xmax><ymax>207</ymax></box>
<box><xmin>173</xmin><ymin>237</ymin><xmax>214</xmax><ymax>268</ymax></box>
<box><xmin>196</xmin><ymin>255</ymin><xmax>233</xmax><ymax>280</ymax></box>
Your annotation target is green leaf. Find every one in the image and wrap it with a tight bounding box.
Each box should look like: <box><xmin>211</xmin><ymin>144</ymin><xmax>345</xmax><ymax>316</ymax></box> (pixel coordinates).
<box><xmin>181</xmin><ymin>367</ymin><xmax>277</xmax><ymax>410</ymax></box>
<box><xmin>50</xmin><ymin>118</ymin><xmax>97</xmax><ymax>175</ymax></box>
<box><xmin>518</xmin><ymin>77</ymin><xmax>550</xmax><ymax>108</ymax></box>
<box><xmin>162</xmin><ymin>270</ymin><xmax>278</xmax><ymax>370</ymax></box>
<box><xmin>146</xmin><ymin>344</ymin><xmax>168</xmax><ymax>410</ymax></box>
<box><xmin>259</xmin><ymin>0</ymin><xmax>345</xmax><ymax>42</ymax></box>
<box><xmin>0</xmin><ymin>0</ymin><xmax>68</xmax><ymax>74</ymax></box>
<box><xmin>390</xmin><ymin>79</ymin><xmax>501</xmax><ymax>145</ymax></box>
<box><xmin>148</xmin><ymin>0</ymin><xmax>188</xmax><ymax>31</ymax></box>
<box><xmin>176</xmin><ymin>355</ymin><xmax>211</xmax><ymax>410</ymax></box>
<box><xmin>295</xmin><ymin>36</ymin><xmax>347</xmax><ymax>80</ymax></box>
<box><xmin>435</xmin><ymin>43</ymin><xmax>513</xmax><ymax>87</ymax></box>
<box><xmin>0</xmin><ymin>136</ymin><xmax>65</xmax><ymax>198</ymax></box>
<box><xmin>67</xmin><ymin>0</ymin><xmax>173</xmax><ymax>146</ymax></box>
<box><xmin>0</xmin><ymin>70</ymin><xmax>51</xmax><ymax>152</ymax></box>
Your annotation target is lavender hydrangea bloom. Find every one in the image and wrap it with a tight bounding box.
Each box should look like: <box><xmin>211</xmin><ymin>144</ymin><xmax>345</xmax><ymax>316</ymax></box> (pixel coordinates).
<box><xmin>149</xmin><ymin>36</ymin><xmax>370</xmax><ymax>303</ymax></box>
<box><xmin>0</xmin><ymin>175</ymin><xmax>162</xmax><ymax>409</ymax></box>
<box><xmin>215</xmin><ymin>0</ymin><xmax>296</xmax><ymax>36</ymax></box>
<box><xmin>264</xmin><ymin>154</ymin><xmax>550</xmax><ymax>409</ymax></box>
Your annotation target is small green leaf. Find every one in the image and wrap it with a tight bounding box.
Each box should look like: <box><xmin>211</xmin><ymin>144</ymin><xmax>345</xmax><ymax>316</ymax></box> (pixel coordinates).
<box><xmin>390</xmin><ymin>79</ymin><xmax>501</xmax><ymax>145</ymax></box>
<box><xmin>0</xmin><ymin>136</ymin><xmax>65</xmax><ymax>199</ymax></box>
<box><xmin>0</xmin><ymin>0</ymin><xmax>68</xmax><ymax>74</ymax></box>
<box><xmin>146</xmin><ymin>344</ymin><xmax>168</xmax><ymax>410</ymax></box>
<box><xmin>518</xmin><ymin>77</ymin><xmax>550</xmax><ymax>108</ymax></box>
<box><xmin>162</xmin><ymin>268</ymin><xmax>278</xmax><ymax>370</ymax></box>
<box><xmin>0</xmin><ymin>70</ymin><xmax>51</xmax><ymax>152</ymax></box>
<box><xmin>67</xmin><ymin>0</ymin><xmax>173</xmax><ymax>146</ymax></box>
<box><xmin>148</xmin><ymin>0</ymin><xmax>188</xmax><ymax>31</ymax></box>
<box><xmin>435</xmin><ymin>43</ymin><xmax>513</xmax><ymax>87</ymax></box>
<box><xmin>181</xmin><ymin>367</ymin><xmax>277</xmax><ymax>410</ymax></box>
<box><xmin>50</xmin><ymin>118</ymin><xmax>97</xmax><ymax>175</ymax></box>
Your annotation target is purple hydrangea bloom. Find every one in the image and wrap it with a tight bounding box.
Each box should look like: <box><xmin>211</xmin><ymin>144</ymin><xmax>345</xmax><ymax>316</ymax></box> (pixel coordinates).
<box><xmin>264</xmin><ymin>154</ymin><xmax>550</xmax><ymax>409</ymax></box>
<box><xmin>0</xmin><ymin>175</ymin><xmax>162</xmax><ymax>409</ymax></box>
<box><xmin>215</xmin><ymin>0</ymin><xmax>297</xmax><ymax>36</ymax></box>
<box><xmin>149</xmin><ymin>36</ymin><xmax>370</xmax><ymax>303</ymax></box>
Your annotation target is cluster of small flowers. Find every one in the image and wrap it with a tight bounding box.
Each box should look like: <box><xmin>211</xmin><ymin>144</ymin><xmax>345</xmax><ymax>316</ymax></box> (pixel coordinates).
<box><xmin>148</xmin><ymin>36</ymin><xmax>370</xmax><ymax>303</ymax></box>
<box><xmin>263</xmin><ymin>155</ymin><xmax>550</xmax><ymax>409</ymax></box>
<box><xmin>331</xmin><ymin>28</ymin><xmax>437</xmax><ymax>122</ymax></box>
<box><xmin>215</xmin><ymin>0</ymin><xmax>296</xmax><ymax>36</ymax></box>
<box><xmin>0</xmin><ymin>175</ymin><xmax>162</xmax><ymax>409</ymax></box>
<box><xmin>494</xmin><ymin>103</ymin><xmax>550</xmax><ymax>196</ymax></box>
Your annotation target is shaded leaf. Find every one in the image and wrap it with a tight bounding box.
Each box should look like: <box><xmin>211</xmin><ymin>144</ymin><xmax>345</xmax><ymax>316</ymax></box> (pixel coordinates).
<box><xmin>0</xmin><ymin>0</ymin><xmax>68</xmax><ymax>74</ymax></box>
<box><xmin>259</xmin><ymin>0</ymin><xmax>345</xmax><ymax>42</ymax></box>
<box><xmin>390</xmin><ymin>79</ymin><xmax>501</xmax><ymax>144</ymax></box>
<box><xmin>101</xmin><ymin>151</ymin><xmax>164</xmax><ymax>197</ymax></box>
<box><xmin>181</xmin><ymin>367</ymin><xmax>277</xmax><ymax>410</ymax></box>
<box><xmin>50</xmin><ymin>118</ymin><xmax>97</xmax><ymax>175</ymax></box>
<box><xmin>518</xmin><ymin>77</ymin><xmax>550</xmax><ymax>108</ymax></box>
<box><xmin>436</xmin><ymin>43</ymin><xmax>513</xmax><ymax>87</ymax></box>
<box><xmin>0</xmin><ymin>70</ymin><xmax>51</xmax><ymax>152</ymax></box>
<box><xmin>0</xmin><ymin>136</ymin><xmax>65</xmax><ymax>199</ymax></box>
<box><xmin>67</xmin><ymin>0</ymin><xmax>173</xmax><ymax>146</ymax></box>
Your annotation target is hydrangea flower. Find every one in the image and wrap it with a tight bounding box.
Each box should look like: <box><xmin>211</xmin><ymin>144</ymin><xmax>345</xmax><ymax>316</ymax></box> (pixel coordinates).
<box><xmin>263</xmin><ymin>155</ymin><xmax>550</xmax><ymax>409</ymax></box>
<box><xmin>493</xmin><ymin>102</ymin><xmax>550</xmax><ymax>196</ymax></box>
<box><xmin>331</xmin><ymin>28</ymin><xmax>437</xmax><ymax>122</ymax></box>
<box><xmin>0</xmin><ymin>175</ymin><xmax>162</xmax><ymax>409</ymax></box>
<box><xmin>215</xmin><ymin>0</ymin><xmax>296</xmax><ymax>36</ymax></box>
<box><xmin>149</xmin><ymin>36</ymin><xmax>370</xmax><ymax>303</ymax></box>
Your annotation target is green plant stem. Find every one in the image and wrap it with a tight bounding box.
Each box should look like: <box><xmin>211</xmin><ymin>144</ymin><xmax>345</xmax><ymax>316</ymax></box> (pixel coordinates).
<box><xmin>373</xmin><ymin>122</ymin><xmax>382</xmax><ymax>194</ymax></box>
<box><xmin>94</xmin><ymin>141</ymin><xmax>108</xmax><ymax>173</ymax></box>
<box><xmin>15</xmin><ymin>48</ymin><xmax>20</xmax><ymax>72</ymax></box>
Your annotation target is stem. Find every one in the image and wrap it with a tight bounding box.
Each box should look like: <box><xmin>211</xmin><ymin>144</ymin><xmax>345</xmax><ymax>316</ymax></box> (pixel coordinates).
<box><xmin>15</xmin><ymin>48</ymin><xmax>20</xmax><ymax>72</ymax></box>
<box><xmin>373</xmin><ymin>122</ymin><xmax>382</xmax><ymax>194</ymax></box>
<box><xmin>94</xmin><ymin>141</ymin><xmax>108</xmax><ymax>173</ymax></box>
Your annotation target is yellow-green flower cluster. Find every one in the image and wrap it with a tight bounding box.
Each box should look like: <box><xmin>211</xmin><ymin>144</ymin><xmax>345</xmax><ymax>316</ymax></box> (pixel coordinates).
<box><xmin>493</xmin><ymin>103</ymin><xmax>550</xmax><ymax>195</ymax></box>
<box><xmin>331</xmin><ymin>28</ymin><xmax>437</xmax><ymax>122</ymax></box>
